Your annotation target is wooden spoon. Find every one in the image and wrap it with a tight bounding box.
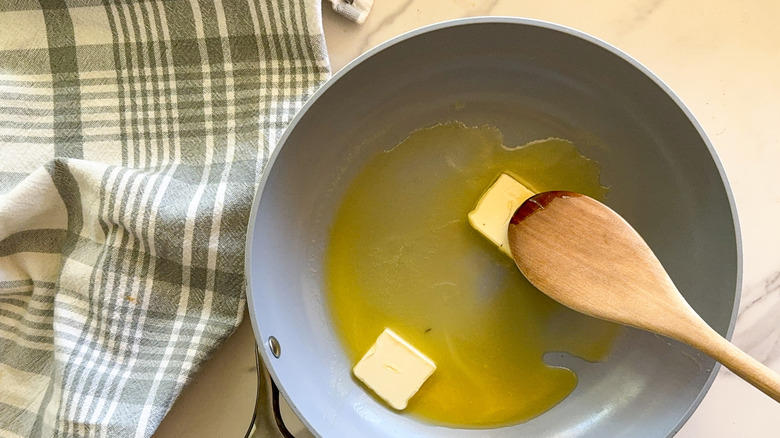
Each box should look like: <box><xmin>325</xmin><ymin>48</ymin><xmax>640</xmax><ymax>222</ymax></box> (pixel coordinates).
<box><xmin>507</xmin><ymin>191</ymin><xmax>780</xmax><ymax>402</ymax></box>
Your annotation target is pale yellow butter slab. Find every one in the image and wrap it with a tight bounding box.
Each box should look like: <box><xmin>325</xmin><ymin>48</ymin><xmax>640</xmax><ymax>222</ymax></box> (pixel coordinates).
<box><xmin>468</xmin><ymin>173</ymin><xmax>535</xmax><ymax>256</ymax></box>
<box><xmin>352</xmin><ymin>328</ymin><xmax>436</xmax><ymax>410</ymax></box>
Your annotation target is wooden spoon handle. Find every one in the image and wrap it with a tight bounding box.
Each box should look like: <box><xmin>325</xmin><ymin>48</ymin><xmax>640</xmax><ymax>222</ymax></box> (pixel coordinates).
<box><xmin>678</xmin><ymin>320</ymin><xmax>780</xmax><ymax>402</ymax></box>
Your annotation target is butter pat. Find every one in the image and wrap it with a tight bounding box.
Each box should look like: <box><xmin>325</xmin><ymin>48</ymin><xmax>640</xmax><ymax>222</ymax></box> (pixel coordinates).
<box><xmin>353</xmin><ymin>328</ymin><xmax>436</xmax><ymax>410</ymax></box>
<box><xmin>468</xmin><ymin>173</ymin><xmax>535</xmax><ymax>256</ymax></box>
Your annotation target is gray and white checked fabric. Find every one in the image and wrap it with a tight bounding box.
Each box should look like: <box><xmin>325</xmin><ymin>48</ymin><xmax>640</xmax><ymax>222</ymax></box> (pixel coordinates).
<box><xmin>0</xmin><ymin>1</ymin><xmax>330</xmax><ymax>437</ymax></box>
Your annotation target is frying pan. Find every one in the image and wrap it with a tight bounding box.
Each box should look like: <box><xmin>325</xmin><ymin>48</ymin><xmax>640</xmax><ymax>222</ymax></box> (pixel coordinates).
<box><xmin>246</xmin><ymin>17</ymin><xmax>741</xmax><ymax>437</ymax></box>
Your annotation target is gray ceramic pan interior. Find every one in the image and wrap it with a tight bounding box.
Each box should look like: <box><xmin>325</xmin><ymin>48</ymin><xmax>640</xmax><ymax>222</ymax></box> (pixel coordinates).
<box><xmin>246</xmin><ymin>17</ymin><xmax>741</xmax><ymax>437</ymax></box>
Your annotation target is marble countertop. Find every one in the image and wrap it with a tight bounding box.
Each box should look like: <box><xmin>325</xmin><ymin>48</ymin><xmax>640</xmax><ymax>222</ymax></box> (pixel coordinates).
<box><xmin>155</xmin><ymin>1</ymin><xmax>780</xmax><ymax>436</ymax></box>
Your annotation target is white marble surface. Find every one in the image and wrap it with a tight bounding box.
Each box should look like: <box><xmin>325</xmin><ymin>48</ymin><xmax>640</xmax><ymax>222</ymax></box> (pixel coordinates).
<box><xmin>156</xmin><ymin>1</ymin><xmax>780</xmax><ymax>436</ymax></box>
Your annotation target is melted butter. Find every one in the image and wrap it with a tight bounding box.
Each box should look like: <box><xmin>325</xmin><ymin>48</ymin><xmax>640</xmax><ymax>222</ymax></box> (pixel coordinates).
<box><xmin>325</xmin><ymin>122</ymin><xmax>620</xmax><ymax>427</ymax></box>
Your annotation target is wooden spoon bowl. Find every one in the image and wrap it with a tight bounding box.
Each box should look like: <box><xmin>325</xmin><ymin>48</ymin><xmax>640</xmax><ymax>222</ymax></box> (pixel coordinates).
<box><xmin>507</xmin><ymin>191</ymin><xmax>780</xmax><ymax>402</ymax></box>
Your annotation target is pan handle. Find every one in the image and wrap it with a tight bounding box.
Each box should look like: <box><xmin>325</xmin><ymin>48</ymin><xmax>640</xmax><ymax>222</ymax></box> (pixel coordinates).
<box><xmin>269</xmin><ymin>376</ymin><xmax>297</xmax><ymax>437</ymax></box>
<box><xmin>244</xmin><ymin>344</ymin><xmax>297</xmax><ymax>438</ymax></box>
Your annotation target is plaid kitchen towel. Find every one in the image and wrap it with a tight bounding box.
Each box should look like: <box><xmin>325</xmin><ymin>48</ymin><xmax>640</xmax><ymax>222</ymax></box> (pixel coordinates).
<box><xmin>0</xmin><ymin>0</ymin><xmax>335</xmax><ymax>437</ymax></box>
